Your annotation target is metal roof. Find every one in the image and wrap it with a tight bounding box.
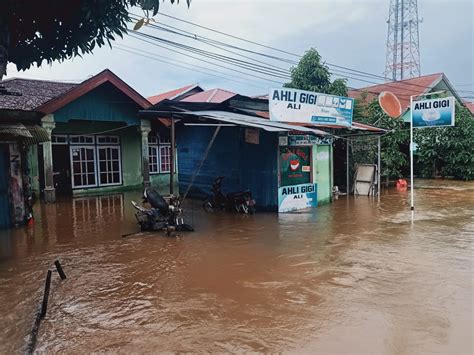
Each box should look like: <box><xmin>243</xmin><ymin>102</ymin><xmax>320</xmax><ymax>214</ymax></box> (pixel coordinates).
<box><xmin>183</xmin><ymin>110</ymin><xmax>331</xmax><ymax>136</ymax></box>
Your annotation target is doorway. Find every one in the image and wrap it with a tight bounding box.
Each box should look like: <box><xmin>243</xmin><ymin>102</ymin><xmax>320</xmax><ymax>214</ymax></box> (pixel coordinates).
<box><xmin>52</xmin><ymin>145</ymin><xmax>72</xmax><ymax>195</ymax></box>
<box><xmin>0</xmin><ymin>144</ymin><xmax>11</xmax><ymax>229</ymax></box>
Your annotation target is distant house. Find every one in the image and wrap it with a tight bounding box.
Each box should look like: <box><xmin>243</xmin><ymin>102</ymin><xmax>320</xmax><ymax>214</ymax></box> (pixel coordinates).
<box><xmin>0</xmin><ymin>69</ymin><xmax>173</xmax><ymax>208</ymax></box>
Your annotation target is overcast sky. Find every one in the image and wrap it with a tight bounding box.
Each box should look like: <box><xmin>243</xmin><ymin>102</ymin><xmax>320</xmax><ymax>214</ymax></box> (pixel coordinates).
<box><xmin>5</xmin><ymin>0</ymin><xmax>474</xmax><ymax>99</ymax></box>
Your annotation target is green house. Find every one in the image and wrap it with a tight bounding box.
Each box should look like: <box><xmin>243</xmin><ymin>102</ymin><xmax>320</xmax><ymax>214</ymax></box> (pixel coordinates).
<box><xmin>1</xmin><ymin>69</ymin><xmax>175</xmax><ymax>204</ymax></box>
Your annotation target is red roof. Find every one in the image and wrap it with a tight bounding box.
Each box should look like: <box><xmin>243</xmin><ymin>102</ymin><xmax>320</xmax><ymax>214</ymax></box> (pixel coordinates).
<box><xmin>348</xmin><ymin>73</ymin><xmax>444</xmax><ymax>111</ymax></box>
<box><xmin>147</xmin><ymin>84</ymin><xmax>200</xmax><ymax>105</ymax></box>
<box><xmin>181</xmin><ymin>88</ymin><xmax>237</xmax><ymax>103</ymax></box>
<box><xmin>464</xmin><ymin>101</ymin><xmax>474</xmax><ymax>115</ymax></box>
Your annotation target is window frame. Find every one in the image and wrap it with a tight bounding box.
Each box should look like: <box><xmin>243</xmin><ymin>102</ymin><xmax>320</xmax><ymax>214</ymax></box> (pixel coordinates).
<box><xmin>148</xmin><ymin>134</ymin><xmax>172</xmax><ymax>175</ymax></box>
<box><xmin>70</xmin><ymin>145</ymin><xmax>98</xmax><ymax>189</ymax></box>
<box><xmin>96</xmin><ymin>145</ymin><xmax>122</xmax><ymax>187</ymax></box>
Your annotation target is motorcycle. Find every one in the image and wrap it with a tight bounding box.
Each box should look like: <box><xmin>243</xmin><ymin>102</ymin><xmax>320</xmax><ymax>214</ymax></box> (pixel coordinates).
<box><xmin>131</xmin><ymin>187</ymin><xmax>194</xmax><ymax>235</ymax></box>
<box><xmin>202</xmin><ymin>176</ymin><xmax>256</xmax><ymax>214</ymax></box>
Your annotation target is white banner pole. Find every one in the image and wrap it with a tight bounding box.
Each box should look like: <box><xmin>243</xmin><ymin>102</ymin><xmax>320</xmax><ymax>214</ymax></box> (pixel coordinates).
<box><xmin>410</xmin><ymin>95</ymin><xmax>414</xmax><ymax>211</ymax></box>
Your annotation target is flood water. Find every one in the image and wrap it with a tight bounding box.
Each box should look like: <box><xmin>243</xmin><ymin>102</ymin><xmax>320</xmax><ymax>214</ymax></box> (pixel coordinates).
<box><xmin>0</xmin><ymin>180</ymin><xmax>472</xmax><ymax>354</ymax></box>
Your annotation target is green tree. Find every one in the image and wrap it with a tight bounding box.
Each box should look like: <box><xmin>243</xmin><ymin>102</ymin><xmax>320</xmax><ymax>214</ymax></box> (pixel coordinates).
<box><xmin>284</xmin><ymin>48</ymin><xmax>348</xmax><ymax>96</ymax></box>
<box><xmin>414</xmin><ymin>104</ymin><xmax>474</xmax><ymax>180</ymax></box>
<box><xmin>0</xmin><ymin>0</ymin><xmax>190</xmax><ymax>80</ymax></box>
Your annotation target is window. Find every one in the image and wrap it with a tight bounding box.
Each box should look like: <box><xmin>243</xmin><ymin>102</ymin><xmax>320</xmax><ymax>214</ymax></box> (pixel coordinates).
<box><xmin>159</xmin><ymin>145</ymin><xmax>171</xmax><ymax>173</ymax></box>
<box><xmin>68</xmin><ymin>135</ymin><xmax>121</xmax><ymax>189</ymax></box>
<box><xmin>148</xmin><ymin>134</ymin><xmax>172</xmax><ymax>174</ymax></box>
<box><xmin>97</xmin><ymin>135</ymin><xmax>120</xmax><ymax>145</ymax></box>
<box><xmin>71</xmin><ymin>146</ymin><xmax>97</xmax><ymax>188</ymax></box>
<box><xmin>52</xmin><ymin>135</ymin><xmax>68</xmax><ymax>145</ymax></box>
<box><xmin>97</xmin><ymin>146</ymin><xmax>121</xmax><ymax>186</ymax></box>
<box><xmin>70</xmin><ymin>135</ymin><xmax>94</xmax><ymax>144</ymax></box>
<box><xmin>149</xmin><ymin>146</ymin><xmax>159</xmax><ymax>173</ymax></box>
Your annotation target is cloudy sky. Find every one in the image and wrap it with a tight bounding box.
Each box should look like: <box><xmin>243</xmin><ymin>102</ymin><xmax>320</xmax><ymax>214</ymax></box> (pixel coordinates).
<box><xmin>5</xmin><ymin>0</ymin><xmax>474</xmax><ymax>100</ymax></box>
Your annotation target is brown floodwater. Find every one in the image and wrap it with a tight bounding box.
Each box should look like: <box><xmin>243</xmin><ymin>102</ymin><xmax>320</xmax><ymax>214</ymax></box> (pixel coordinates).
<box><xmin>0</xmin><ymin>180</ymin><xmax>472</xmax><ymax>354</ymax></box>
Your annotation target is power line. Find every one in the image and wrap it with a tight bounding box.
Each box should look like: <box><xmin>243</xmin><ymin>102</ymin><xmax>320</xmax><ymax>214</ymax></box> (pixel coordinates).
<box><xmin>151</xmin><ymin>12</ymin><xmax>469</xmax><ymax>95</ymax></box>
<box><xmin>128</xmin><ymin>32</ymin><xmax>287</xmax><ymax>84</ymax></box>
<box><xmin>113</xmin><ymin>45</ymin><xmax>270</xmax><ymax>90</ymax></box>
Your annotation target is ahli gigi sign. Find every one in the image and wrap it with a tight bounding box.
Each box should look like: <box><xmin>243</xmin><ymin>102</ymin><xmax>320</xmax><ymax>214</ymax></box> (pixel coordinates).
<box><xmin>412</xmin><ymin>97</ymin><xmax>455</xmax><ymax>128</ymax></box>
<box><xmin>278</xmin><ymin>183</ymin><xmax>318</xmax><ymax>213</ymax></box>
<box><xmin>269</xmin><ymin>88</ymin><xmax>354</xmax><ymax>127</ymax></box>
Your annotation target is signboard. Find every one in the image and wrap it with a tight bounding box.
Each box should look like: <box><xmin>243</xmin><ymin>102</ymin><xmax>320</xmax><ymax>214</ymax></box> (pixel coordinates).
<box><xmin>279</xmin><ymin>146</ymin><xmax>311</xmax><ymax>187</ymax></box>
<box><xmin>278</xmin><ymin>183</ymin><xmax>318</xmax><ymax>212</ymax></box>
<box><xmin>412</xmin><ymin>97</ymin><xmax>455</xmax><ymax>128</ymax></box>
<box><xmin>269</xmin><ymin>88</ymin><xmax>354</xmax><ymax>127</ymax></box>
<box><xmin>245</xmin><ymin>128</ymin><xmax>260</xmax><ymax>144</ymax></box>
<box><xmin>287</xmin><ymin>134</ymin><xmax>333</xmax><ymax>146</ymax></box>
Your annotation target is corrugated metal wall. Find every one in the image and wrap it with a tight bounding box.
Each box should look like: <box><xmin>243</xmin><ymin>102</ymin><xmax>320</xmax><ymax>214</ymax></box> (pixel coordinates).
<box><xmin>177</xmin><ymin>126</ymin><xmax>278</xmax><ymax>209</ymax></box>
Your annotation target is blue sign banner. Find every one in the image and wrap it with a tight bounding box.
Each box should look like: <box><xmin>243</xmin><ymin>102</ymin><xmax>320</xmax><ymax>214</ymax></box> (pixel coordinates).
<box><xmin>278</xmin><ymin>183</ymin><xmax>318</xmax><ymax>213</ymax></box>
<box><xmin>269</xmin><ymin>88</ymin><xmax>354</xmax><ymax>127</ymax></box>
<box><xmin>412</xmin><ymin>97</ymin><xmax>455</xmax><ymax>128</ymax></box>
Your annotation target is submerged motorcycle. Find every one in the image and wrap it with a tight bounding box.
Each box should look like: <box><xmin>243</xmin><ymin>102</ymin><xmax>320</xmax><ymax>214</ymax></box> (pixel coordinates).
<box><xmin>203</xmin><ymin>176</ymin><xmax>256</xmax><ymax>214</ymax></box>
<box><xmin>131</xmin><ymin>188</ymin><xmax>194</xmax><ymax>234</ymax></box>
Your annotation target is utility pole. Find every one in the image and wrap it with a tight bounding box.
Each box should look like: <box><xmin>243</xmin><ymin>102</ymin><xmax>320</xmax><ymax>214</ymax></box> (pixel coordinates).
<box><xmin>384</xmin><ymin>0</ymin><xmax>422</xmax><ymax>81</ymax></box>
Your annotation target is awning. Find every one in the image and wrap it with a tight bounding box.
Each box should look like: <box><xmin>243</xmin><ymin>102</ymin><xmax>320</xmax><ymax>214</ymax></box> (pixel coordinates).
<box><xmin>0</xmin><ymin>123</ymin><xmax>50</xmax><ymax>145</ymax></box>
<box><xmin>182</xmin><ymin>110</ymin><xmax>331</xmax><ymax>136</ymax></box>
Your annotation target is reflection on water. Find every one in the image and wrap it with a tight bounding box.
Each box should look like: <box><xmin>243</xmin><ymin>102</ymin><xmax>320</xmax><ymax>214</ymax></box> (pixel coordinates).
<box><xmin>0</xmin><ymin>182</ymin><xmax>473</xmax><ymax>353</ymax></box>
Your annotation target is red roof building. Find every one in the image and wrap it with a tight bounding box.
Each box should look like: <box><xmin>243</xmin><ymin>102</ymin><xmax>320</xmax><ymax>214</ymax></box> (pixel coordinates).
<box><xmin>181</xmin><ymin>88</ymin><xmax>237</xmax><ymax>103</ymax></box>
<box><xmin>147</xmin><ymin>84</ymin><xmax>203</xmax><ymax>105</ymax></box>
<box><xmin>348</xmin><ymin>73</ymin><xmax>464</xmax><ymax>113</ymax></box>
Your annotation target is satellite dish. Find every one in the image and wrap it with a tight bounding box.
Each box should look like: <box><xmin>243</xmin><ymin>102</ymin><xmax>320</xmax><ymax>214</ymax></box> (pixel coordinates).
<box><xmin>378</xmin><ymin>91</ymin><xmax>402</xmax><ymax>118</ymax></box>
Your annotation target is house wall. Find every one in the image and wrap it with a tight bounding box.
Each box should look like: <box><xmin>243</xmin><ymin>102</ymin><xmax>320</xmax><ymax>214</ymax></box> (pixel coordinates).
<box><xmin>51</xmin><ymin>123</ymin><xmax>143</xmax><ymax>196</ymax></box>
<box><xmin>177</xmin><ymin>126</ymin><xmax>278</xmax><ymax>209</ymax></box>
<box><xmin>53</xmin><ymin>82</ymin><xmax>142</xmax><ymax>125</ymax></box>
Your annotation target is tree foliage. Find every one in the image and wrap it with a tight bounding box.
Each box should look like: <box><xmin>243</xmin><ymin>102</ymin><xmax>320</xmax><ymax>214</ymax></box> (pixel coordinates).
<box><xmin>284</xmin><ymin>48</ymin><xmax>348</xmax><ymax>96</ymax></box>
<box><xmin>355</xmin><ymin>96</ymin><xmax>474</xmax><ymax>180</ymax></box>
<box><xmin>414</xmin><ymin>104</ymin><xmax>474</xmax><ymax>180</ymax></box>
<box><xmin>0</xmin><ymin>0</ymin><xmax>190</xmax><ymax>79</ymax></box>
<box><xmin>355</xmin><ymin>98</ymin><xmax>409</xmax><ymax>178</ymax></box>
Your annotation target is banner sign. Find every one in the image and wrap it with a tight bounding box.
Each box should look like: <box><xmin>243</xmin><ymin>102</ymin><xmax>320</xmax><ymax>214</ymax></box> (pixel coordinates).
<box><xmin>287</xmin><ymin>134</ymin><xmax>333</xmax><ymax>146</ymax></box>
<box><xmin>412</xmin><ymin>96</ymin><xmax>455</xmax><ymax>128</ymax></box>
<box><xmin>278</xmin><ymin>183</ymin><xmax>318</xmax><ymax>213</ymax></box>
<box><xmin>269</xmin><ymin>88</ymin><xmax>354</xmax><ymax>127</ymax></box>
<box><xmin>279</xmin><ymin>146</ymin><xmax>311</xmax><ymax>187</ymax></box>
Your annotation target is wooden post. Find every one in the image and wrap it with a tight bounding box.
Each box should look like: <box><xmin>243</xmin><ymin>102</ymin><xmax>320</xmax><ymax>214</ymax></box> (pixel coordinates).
<box><xmin>54</xmin><ymin>260</ymin><xmax>66</xmax><ymax>280</ymax></box>
<box><xmin>170</xmin><ymin>115</ymin><xmax>175</xmax><ymax>195</ymax></box>
<box><xmin>40</xmin><ymin>270</ymin><xmax>52</xmax><ymax>319</ymax></box>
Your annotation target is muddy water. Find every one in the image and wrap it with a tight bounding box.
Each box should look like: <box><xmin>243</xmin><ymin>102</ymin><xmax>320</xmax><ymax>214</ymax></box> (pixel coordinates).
<box><xmin>0</xmin><ymin>180</ymin><xmax>472</xmax><ymax>353</ymax></box>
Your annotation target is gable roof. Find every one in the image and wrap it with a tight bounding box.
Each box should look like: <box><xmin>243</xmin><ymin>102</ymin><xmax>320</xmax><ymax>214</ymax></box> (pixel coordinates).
<box><xmin>181</xmin><ymin>88</ymin><xmax>237</xmax><ymax>103</ymax></box>
<box><xmin>0</xmin><ymin>78</ymin><xmax>77</xmax><ymax>111</ymax></box>
<box><xmin>147</xmin><ymin>84</ymin><xmax>202</xmax><ymax>105</ymax></box>
<box><xmin>37</xmin><ymin>69</ymin><xmax>151</xmax><ymax>113</ymax></box>
<box><xmin>348</xmin><ymin>73</ymin><xmax>447</xmax><ymax>111</ymax></box>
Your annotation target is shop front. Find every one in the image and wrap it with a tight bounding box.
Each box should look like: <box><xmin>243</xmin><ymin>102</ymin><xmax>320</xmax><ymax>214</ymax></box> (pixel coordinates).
<box><xmin>277</xmin><ymin>133</ymin><xmax>333</xmax><ymax>212</ymax></box>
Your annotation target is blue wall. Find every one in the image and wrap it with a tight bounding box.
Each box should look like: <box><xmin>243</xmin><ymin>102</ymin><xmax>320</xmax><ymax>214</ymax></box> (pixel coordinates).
<box><xmin>177</xmin><ymin>126</ymin><xmax>278</xmax><ymax>209</ymax></box>
<box><xmin>53</xmin><ymin>82</ymin><xmax>142</xmax><ymax>125</ymax></box>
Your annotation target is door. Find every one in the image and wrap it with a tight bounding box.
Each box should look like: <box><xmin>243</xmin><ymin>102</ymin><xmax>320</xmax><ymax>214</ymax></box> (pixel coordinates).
<box><xmin>315</xmin><ymin>145</ymin><xmax>332</xmax><ymax>204</ymax></box>
<box><xmin>0</xmin><ymin>145</ymin><xmax>11</xmax><ymax>229</ymax></box>
<box><xmin>52</xmin><ymin>145</ymin><xmax>72</xmax><ymax>195</ymax></box>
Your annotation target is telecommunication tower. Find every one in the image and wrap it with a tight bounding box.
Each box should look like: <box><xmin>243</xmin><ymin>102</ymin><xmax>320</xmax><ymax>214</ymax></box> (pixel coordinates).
<box><xmin>384</xmin><ymin>0</ymin><xmax>421</xmax><ymax>81</ymax></box>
